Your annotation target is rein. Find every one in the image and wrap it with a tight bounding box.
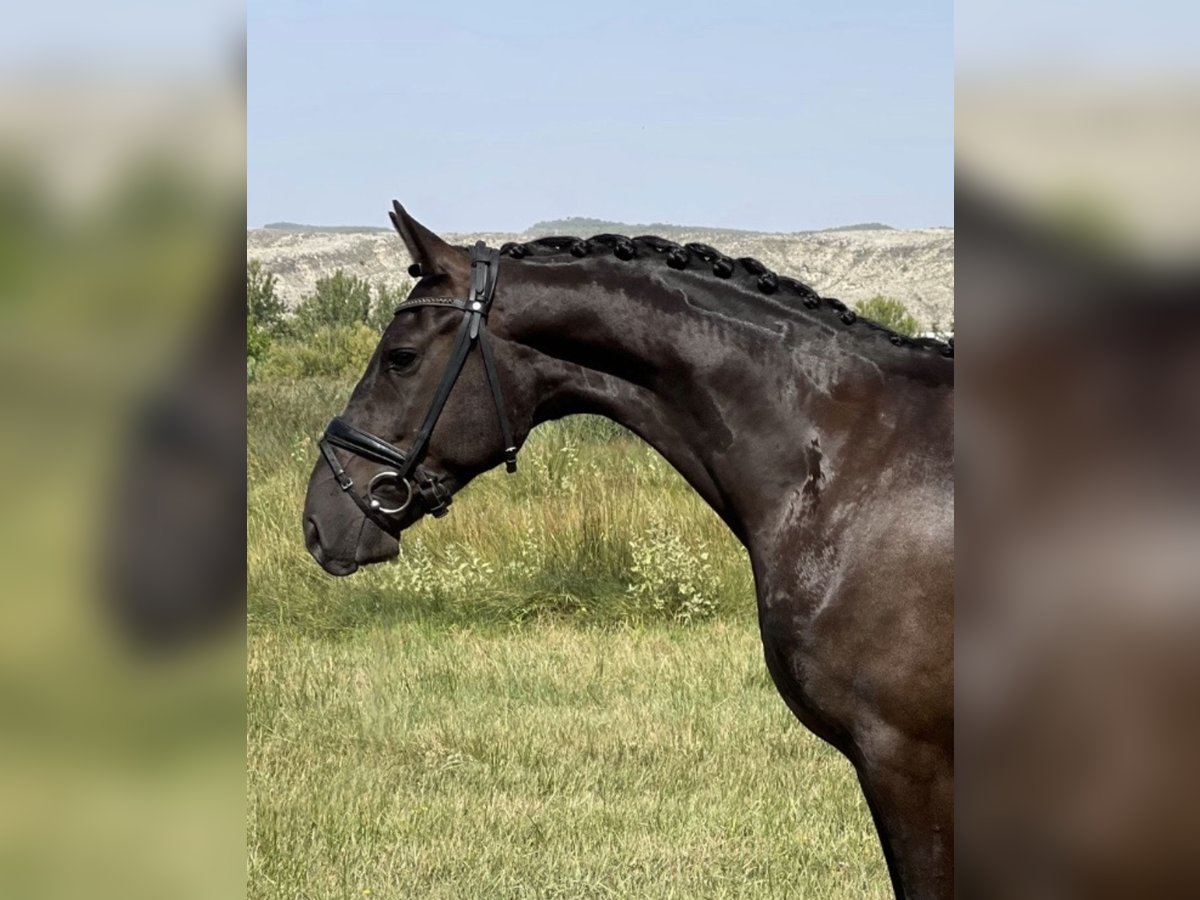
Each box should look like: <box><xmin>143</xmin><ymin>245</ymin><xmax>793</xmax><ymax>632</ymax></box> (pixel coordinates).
<box><xmin>317</xmin><ymin>241</ymin><xmax>518</xmax><ymax>528</ymax></box>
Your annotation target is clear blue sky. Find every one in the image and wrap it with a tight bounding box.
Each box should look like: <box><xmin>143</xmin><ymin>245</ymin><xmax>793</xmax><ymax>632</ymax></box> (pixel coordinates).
<box><xmin>248</xmin><ymin>0</ymin><xmax>952</xmax><ymax>232</ymax></box>
<box><xmin>956</xmin><ymin>0</ymin><xmax>1200</xmax><ymax>73</ymax></box>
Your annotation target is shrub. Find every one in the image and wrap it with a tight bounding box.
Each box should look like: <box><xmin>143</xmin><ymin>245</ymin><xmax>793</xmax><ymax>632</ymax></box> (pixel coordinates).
<box><xmin>247</xmin><ymin>318</ymin><xmax>272</xmax><ymax>382</ymax></box>
<box><xmin>247</xmin><ymin>259</ymin><xmax>287</xmax><ymax>381</ymax></box>
<box><xmin>854</xmin><ymin>295</ymin><xmax>920</xmax><ymax>337</ymax></box>
<box><xmin>627</xmin><ymin>513</ymin><xmax>718</xmax><ymax>623</ymax></box>
<box><xmin>293</xmin><ymin>269</ymin><xmax>373</xmax><ymax>332</ymax></box>
<box><xmin>249</xmin><ymin>273</ymin><xmax>417</xmax><ymax>382</ymax></box>
<box><xmin>256</xmin><ymin>324</ymin><xmax>380</xmax><ymax>380</ymax></box>
<box><xmin>368</xmin><ymin>280</ymin><xmax>412</xmax><ymax>333</ymax></box>
<box><xmin>291</xmin><ymin>270</ymin><xmax>415</xmax><ymax>336</ymax></box>
<box><xmin>929</xmin><ymin>318</ymin><xmax>954</xmax><ymax>341</ymax></box>
<box><xmin>247</xmin><ymin>259</ymin><xmax>286</xmax><ymax>334</ymax></box>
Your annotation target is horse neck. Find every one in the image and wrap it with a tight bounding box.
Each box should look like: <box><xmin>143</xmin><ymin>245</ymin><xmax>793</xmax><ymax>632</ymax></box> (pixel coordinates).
<box><xmin>499</xmin><ymin>258</ymin><xmax>906</xmax><ymax>546</ymax></box>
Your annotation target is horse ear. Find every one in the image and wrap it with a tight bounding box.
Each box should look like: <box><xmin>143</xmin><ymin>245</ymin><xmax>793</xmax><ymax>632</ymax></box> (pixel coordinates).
<box><xmin>388</xmin><ymin>201</ymin><xmax>462</xmax><ymax>275</ymax></box>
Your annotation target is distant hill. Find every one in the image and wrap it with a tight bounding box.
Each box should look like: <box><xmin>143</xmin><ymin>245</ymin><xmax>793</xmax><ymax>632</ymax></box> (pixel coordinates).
<box><xmin>261</xmin><ymin>217</ymin><xmax>900</xmax><ymax>238</ymax></box>
<box><xmin>525</xmin><ymin>217</ymin><xmax>896</xmax><ymax>239</ymax></box>
<box><xmin>263</xmin><ymin>221</ymin><xmax>391</xmax><ymax>234</ymax></box>
<box><xmin>822</xmin><ymin>222</ymin><xmax>896</xmax><ymax>232</ymax></box>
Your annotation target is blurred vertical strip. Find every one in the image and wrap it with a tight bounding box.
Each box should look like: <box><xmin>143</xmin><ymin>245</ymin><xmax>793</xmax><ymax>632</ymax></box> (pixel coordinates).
<box><xmin>956</xmin><ymin>2</ymin><xmax>1200</xmax><ymax>897</ymax></box>
<box><xmin>0</xmin><ymin>2</ymin><xmax>246</xmax><ymax>899</ymax></box>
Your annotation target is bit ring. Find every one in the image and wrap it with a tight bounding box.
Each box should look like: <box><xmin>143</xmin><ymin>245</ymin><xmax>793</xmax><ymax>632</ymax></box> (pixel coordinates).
<box><xmin>366</xmin><ymin>471</ymin><xmax>413</xmax><ymax>515</ymax></box>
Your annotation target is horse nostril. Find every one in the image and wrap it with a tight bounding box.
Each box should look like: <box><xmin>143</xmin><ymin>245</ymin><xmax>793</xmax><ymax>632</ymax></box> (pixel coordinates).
<box><xmin>304</xmin><ymin>516</ymin><xmax>321</xmax><ymax>551</ymax></box>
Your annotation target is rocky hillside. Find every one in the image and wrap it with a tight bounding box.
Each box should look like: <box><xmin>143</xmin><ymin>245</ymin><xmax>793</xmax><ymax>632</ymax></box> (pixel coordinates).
<box><xmin>247</xmin><ymin>224</ymin><xmax>953</xmax><ymax>331</ymax></box>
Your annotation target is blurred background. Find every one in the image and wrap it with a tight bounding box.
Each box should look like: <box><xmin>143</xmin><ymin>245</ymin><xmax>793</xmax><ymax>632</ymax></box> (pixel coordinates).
<box><xmin>956</xmin><ymin>1</ymin><xmax>1200</xmax><ymax>896</ymax></box>
<box><xmin>0</xmin><ymin>2</ymin><xmax>245</xmax><ymax>898</ymax></box>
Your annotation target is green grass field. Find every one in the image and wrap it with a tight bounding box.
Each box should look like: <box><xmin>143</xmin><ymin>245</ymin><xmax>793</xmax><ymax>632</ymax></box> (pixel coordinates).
<box><xmin>247</xmin><ymin>377</ymin><xmax>889</xmax><ymax>899</ymax></box>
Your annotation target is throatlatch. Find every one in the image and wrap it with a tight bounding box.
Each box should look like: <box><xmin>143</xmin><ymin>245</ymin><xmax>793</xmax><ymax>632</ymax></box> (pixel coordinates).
<box><xmin>317</xmin><ymin>241</ymin><xmax>518</xmax><ymax>527</ymax></box>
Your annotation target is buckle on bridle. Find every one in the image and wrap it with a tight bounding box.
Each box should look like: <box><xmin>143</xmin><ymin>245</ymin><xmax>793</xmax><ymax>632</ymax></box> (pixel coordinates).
<box><xmin>412</xmin><ymin>470</ymin><xmax>452</xmax><ymax>518</ymax></box>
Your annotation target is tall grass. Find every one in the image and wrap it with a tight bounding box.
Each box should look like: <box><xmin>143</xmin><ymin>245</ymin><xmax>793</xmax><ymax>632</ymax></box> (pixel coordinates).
<box><xmin>248</xmin><ymin>377</ymin><xmax>755</xmax><ymax>636</ymax></box>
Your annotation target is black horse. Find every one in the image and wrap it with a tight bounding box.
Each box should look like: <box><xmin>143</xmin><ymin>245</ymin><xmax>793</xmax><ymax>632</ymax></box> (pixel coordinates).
<box><xmin>303</xmin><ymin>203</ymin><xmax>954</xmax><ymax>899</ymax></box>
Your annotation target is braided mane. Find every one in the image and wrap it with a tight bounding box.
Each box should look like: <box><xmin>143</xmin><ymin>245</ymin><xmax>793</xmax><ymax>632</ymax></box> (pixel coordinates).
<box><xmin>496</xmin><ymin>234</ymin><xmax>952</xmax><ymax>356</ymax></box>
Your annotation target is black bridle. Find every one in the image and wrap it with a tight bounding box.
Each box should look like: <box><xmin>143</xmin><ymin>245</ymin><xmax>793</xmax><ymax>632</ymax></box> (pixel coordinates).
<box><xmin>317</xmin><ymin>241</ymin><xmax>517</xmax><ymax>528</ymax></box>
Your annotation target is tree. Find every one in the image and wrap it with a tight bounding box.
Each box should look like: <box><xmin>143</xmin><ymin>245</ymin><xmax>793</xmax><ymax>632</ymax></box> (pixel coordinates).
<box><xmin>247</xmin><ymin>314</ymin><xmax>271</xmax><ymax>381</ymax></box>
<box><xmin>293</xmin><ymin>269</ymin><xmax>373</xmax><ymax>333</ymax></box>
<box><xmin>247</xmin><ymin>259</ymin><xmax>286</xmax><ymax>334</ymax></box>
<box><xmin>854</xmin><ymin>295</ymin><xmax>920</xmax><ymax>337</ymax></box>
<box><xmin>367</xmin><ymin>279</ymin><xmax>413</xmax><ymax>333</ymax></box>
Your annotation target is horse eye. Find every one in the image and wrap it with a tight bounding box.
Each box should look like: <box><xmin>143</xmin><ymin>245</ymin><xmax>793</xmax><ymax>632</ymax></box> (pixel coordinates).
<box><xmin>385</xmin><ymin>348</ymin><xmax>419</xmax><ymax>372</ymax></box>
